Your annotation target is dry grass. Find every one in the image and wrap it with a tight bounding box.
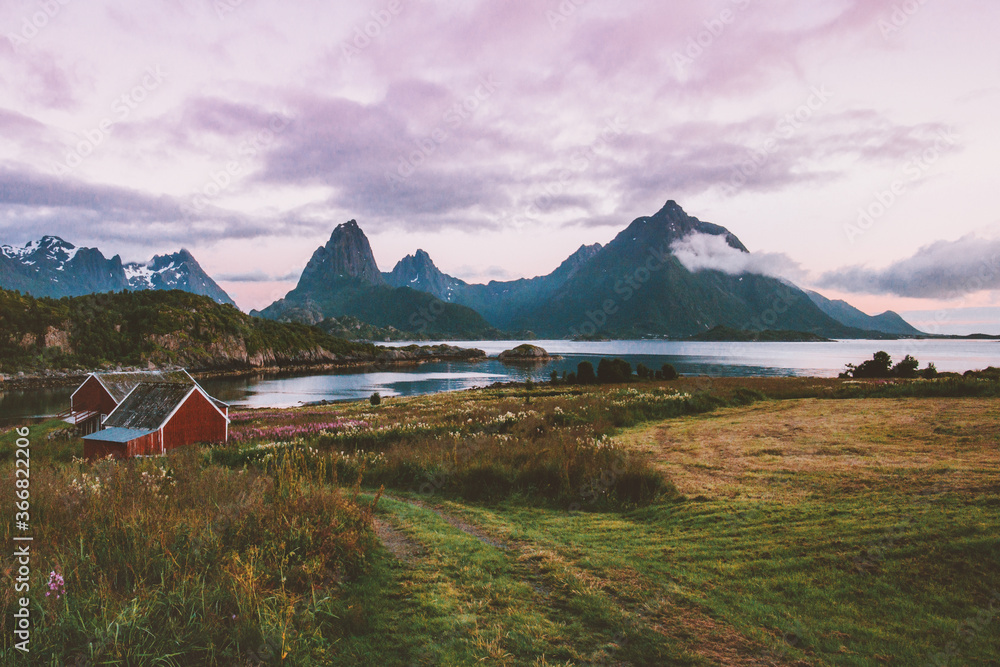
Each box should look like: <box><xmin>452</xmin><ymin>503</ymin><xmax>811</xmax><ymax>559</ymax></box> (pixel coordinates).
<box><xmin>620</xmin><ymin>397</ymin><xmax>1000</xmax><ymax>501</ymax></box>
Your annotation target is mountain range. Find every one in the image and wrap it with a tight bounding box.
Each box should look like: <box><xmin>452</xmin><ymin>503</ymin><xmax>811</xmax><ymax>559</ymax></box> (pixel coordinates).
<box><xmin>2</xmin><ymin>201</ymin><xmax>925</xmax><ymax>339</ymax></box>
<box><xmin>805</xmin><ymin>290</ymin><xmax>921</xmax><ymax>336</ymax></box>
<box><xmin>257</xmin><ymin>201</ymin><xmax>923</xmax><ymax>339</ymax></box>
<box><xmin>253</xmin><ymin>221</ymin><xmax>501</xmax><ymax>338</ymax></box>
<box><xmin>0</xmin><ymin>236</ymin><xmax>235</xmax><ymax>306</ymax></box>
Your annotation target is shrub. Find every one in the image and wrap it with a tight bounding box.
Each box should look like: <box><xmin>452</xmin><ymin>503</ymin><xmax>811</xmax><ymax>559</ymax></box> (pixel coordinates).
<box><xmin>636</xmin><ymin>363</ymin><xmax>651</xmax><ymax>380</ymax></box>
<box><xmin>515</xmin><ymin>464</ymin><xmax>565</xmax><ymax>499</ymax></box>
<box><xmin>609</xmin><ymin>470</ymin><xmax>677</xmax><ymax>506</ymax></box>
<box><xmin>661</xmin><ymin>363</ymin><xmax>678</xmax><ymax>380</ymax></box>
<box><xmin>841</xmin><ymin>351</ymin><xmax>893</xmax><ymax>378</ymax></box>
<box><xmin>577</xmin><ymin>361</ymin><xmax>596</xmax><ymax>384</ymax></box>
<box><xmin>891</xmin><ymin>355</ymin><xmax>920</xmax><ymax>379</ymax></box>
<box><xmin>461</xmin><ymin>465</ymin><xmax>514</xmax><ymax>501</ymax></box>
<box><xmin>597</xmin><ymin>358</ymin><xmax>632</xmax><ymax>384</ymax></box>
<box><xmin>370</xmin><ymin>391</ymin><xmax>382</xmax><ymax>406</ymax></box>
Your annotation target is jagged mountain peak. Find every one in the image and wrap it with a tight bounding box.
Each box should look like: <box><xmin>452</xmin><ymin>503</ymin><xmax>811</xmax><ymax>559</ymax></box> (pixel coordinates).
<box><xmin>299</xmin><ymin>220</ymin><xmax>385</xmax><ymax>288</ymax></box>
<box><xmin>0</xmin><ymin>234</ymin><xmax>236</xmax><ymax>306</ymax></box>
<box><xmin>336</xmin><ymin>219</ymin><xmax>362</xmax><ymax>231</ymax></box>
<box><xmin>123</xmin><ymin>249</ymin><xmax>235</xmax><ymax>306</ymax></box>
<box><xmin>329</xmin><ymin>220</ymin><xmax>368</xmax><ymax>245</ymax></box>
<box><xmin>3</xmin><ymin>235</ymin><xmax>80</xmax><ymax>261</ymax></box>
<box><xmin>616</xmin><ymin>198</ymin><xmax>748</xmax><ymax>253</ymax></box>
<box><xmin>383</xmin><ymin>248</ymin><xmax>464</xmax><ymax>301</ymax></box>
<box><xmin>37</xmin><ymin>235</ymin><xmax>72</xmax><ymax>247</ymax></box>
<box><xmin>146</xmin><ymin>249</ymin><xmax>196</xmax><ymax>271</ymax></box>
<box><xmin>570</xmin><ymin>242</ymin><xmax>603</xmax><ymax>260</ymax></box>
<box><xmin>547</xmin><ymin>242</ymin><xmax>603</xmax><ymax>284</ymax></box>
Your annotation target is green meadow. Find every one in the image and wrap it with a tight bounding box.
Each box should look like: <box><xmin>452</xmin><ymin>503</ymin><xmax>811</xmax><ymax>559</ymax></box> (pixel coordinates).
<box><xmin>2</xmin><ymin>375</ymin><xmax>998</xmax><ymax>665</ymax></box>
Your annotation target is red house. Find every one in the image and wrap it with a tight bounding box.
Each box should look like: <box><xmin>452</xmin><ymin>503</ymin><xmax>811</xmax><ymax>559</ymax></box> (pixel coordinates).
<box><xmin>82</xmin><ymin>382</ymin><xmax>230</xmax><ymax>459</ymax></box>
<box><xmin>69</xmin><ymin>370</ymin><xmax>199</xmax><ymax>435</ymax></box>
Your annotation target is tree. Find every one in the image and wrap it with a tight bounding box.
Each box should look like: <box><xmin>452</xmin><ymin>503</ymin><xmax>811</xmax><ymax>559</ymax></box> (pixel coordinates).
<box><xmin>891</xmin><ymin>354</ymin><xmax>919</xmax><ymax>379</ymax></box>
<box><xmin>550</xmin><ymin>370</ymin><xmax>559</xmax><ymax>384</ymax></box>
<box><xmin>660</xmin><ymin>363</ymin><xmax>678</xmax><ymax>381</ymax></box>
<box><xmin>566</xmin><ymin>371</ymin><xmax>577</xmax><ymax>384</ymax></box>
<box><xmin>597</xmin><ymin>358</ymin><xmax>632</xmax><ymax>383</ymax></box>
<box><xmin>597</xmin><ymin>358</ymin><xmax>618</xmax><ymax>383</ymax></box>
<box><xmin>370</xmin><ymin>391</ymin><xmax>382</xmax><ymax>406</ymax></box>
<box><xmin>636</xmin><ymin>363</ymin><xmax>651</xmax><ymax>380</ymax></box>
<box><xmin>841</xmin><ymin>351</ymin><xmax>893</xmax><ymax>379</ymax></box>
<box><xmin>921</xmin><ymin>362</ymin><xmax>938</xmax><ymax>379</ymax></box>
<box><xmin>577</xmin><ymin>361</ymin><xmax>596</xmax><ymax>384</ymax></box>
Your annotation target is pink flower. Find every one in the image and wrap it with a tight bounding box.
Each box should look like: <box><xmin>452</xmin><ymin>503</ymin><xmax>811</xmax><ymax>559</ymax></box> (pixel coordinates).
<box><xmin>47</xmin><ymin>570</ymin><xmax>65</xmax><ymax>600</ymax></box>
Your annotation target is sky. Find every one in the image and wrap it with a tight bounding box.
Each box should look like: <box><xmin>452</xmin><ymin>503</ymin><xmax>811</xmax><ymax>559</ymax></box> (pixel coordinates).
<box><xmin>1</xmin><ymin>0</ymin><xmax>999</xmax><ymax>333</ymax></box>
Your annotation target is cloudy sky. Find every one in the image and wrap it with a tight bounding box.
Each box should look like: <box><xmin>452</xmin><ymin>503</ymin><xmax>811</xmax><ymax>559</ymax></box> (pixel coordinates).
<box><xmin>2</xmin><ymin>0</ymin><xmax>999</xmax><ymax>332</ymax></box>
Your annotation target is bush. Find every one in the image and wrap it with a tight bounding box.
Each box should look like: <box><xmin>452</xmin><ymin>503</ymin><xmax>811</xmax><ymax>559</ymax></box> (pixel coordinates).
<box><xmin>515</xmin><ymin>464</ymin><xmax>565</xmax><ymax>499</ymax></box>
<box><xmin>370</xmin><ymin>391</ymin><xmax>382</xmax><ymax>406</ymax></box>
<box><xmin>577</xmin><ymin>361</ymin><xmax>596</xmax><ymax>384</ymax></box>
<box><xmin>589</xmin><ymin>358</ymin><xmax>633</xmax><ymax>384</ymax></box>
<box><xmin>841</xmin><ymin>351</ymin><xmax>893</xmax><ymax>378</ymax></box>
<box><xmin>841</xmin><ymin>352</ymin><xmax>938</xmax><ymax>380</ymax></box>
<box><xmin>461</xmin><ymin>465</ymin><xmax>514</xmax><ymax>501</ymax></box>
<box><xmin>597</xmin><ymin>358</ymin><xmax>631</xmax><ymax>384</ymax></box>
<box><xmin>609</xmin><ymin>470</ymin><xmax>676</xmax><ymax>506</ymax></box>
<box><xmin>891</xmin><ymin>355</ymin><xmax>920</xmax><ymax>379</ymax></box>
<box><xmin>636</xmin><ymin>363</ymin><xmax>651</xmax><ymax>380</ymax></box>
<box><xmin>661</xmin><ymin>363</ymin><xmax>678</xmax><ymax>381</ymax></box>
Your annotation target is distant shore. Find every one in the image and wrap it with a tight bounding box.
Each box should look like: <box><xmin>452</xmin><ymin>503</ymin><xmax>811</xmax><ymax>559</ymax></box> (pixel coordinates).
<box><xmin>0</xmin><ymin>344</ymin><xmax>488</xmax><ymax>392</ymax></box>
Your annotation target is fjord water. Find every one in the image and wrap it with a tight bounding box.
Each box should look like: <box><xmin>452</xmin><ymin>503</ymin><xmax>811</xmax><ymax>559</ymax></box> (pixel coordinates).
<box><xmin>4</xmin><ymin>339</ymin><xmax>996</xmax><ymax>418</ymax></box>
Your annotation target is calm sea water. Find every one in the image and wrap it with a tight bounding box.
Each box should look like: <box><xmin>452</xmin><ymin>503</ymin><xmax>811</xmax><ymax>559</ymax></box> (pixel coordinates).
<box><xmin>3</xmin><ymin>339</ymin><xmax>996</xmax><ymax>419</ymax></box>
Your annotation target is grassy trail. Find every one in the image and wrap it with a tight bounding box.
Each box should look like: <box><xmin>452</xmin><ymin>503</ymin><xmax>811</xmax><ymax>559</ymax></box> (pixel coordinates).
<box><xmin>343</xmin><ymin>397</ymin><xmax>1000</xmax><ymax>666</ymax></box>
<box><xmin>5</xmin><ymin>383</ymin><xmax>998</xmax><ymax>664</ymax></box>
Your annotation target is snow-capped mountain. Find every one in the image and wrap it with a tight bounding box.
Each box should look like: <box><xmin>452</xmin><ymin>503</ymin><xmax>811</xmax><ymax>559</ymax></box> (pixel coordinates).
<box><xmin>0</xmin><ymin>237</ymin><xmax>235</xmax><ymax>305</ymax></box>
<box><xmin>123</xmin><ymin>249</ymin><xmax>235</xmax><ymax>306</ymax></box>
<box><xmin>0</xmin><ymin>236</ymin><xmax>127</xmax><ymax>297</ymax></box>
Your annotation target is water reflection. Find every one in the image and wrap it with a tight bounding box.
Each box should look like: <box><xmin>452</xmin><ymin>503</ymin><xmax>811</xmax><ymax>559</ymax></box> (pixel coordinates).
<box><xmin>3</xmin><ymin>338</ymin><xmax>996</xmax><ymax>419</ymax></box>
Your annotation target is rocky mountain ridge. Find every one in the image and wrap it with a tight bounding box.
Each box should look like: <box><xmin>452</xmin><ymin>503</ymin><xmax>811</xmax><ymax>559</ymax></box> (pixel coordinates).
<box><xmin>0</xmin><ymin>236</ymin><xmax>235</xmax><ymax>305</ymax></box>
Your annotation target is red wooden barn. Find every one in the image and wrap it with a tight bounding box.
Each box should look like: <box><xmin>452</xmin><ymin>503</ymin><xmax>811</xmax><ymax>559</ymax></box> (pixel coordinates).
<box><xmin>82</xmin><ymin>382</ymin><xmax>230</xmax><ymax>459</ymax></box>
<box><xmin>69</xmin><ymin>370</ymin><xmax>200</xmax><ymax>435</ymax></box>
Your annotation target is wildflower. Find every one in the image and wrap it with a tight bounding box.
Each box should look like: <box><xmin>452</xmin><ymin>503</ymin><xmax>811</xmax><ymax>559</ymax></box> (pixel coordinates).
<box><xmin>46</xmin><ymin>570</ymin><xmax>65</xmax><ymax>599</ymax></box>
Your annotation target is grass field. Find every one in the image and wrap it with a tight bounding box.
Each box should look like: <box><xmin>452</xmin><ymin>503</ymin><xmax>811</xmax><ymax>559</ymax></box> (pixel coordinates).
<box><xmin>2</xmin><ymin>378</ymin><xmax>998</xmax><ymax>664</ymax></box>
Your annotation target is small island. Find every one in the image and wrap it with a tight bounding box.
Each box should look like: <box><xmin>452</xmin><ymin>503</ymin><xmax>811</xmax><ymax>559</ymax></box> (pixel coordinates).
<box><xmin>685</xmin><ymin>326</ymin><xmax>832</xmax><ymax>342</ymax></box>
<box><xmin>497</xmin><ymin>344</ymin><xmax>559</xmax><ymax>363</ymax></box>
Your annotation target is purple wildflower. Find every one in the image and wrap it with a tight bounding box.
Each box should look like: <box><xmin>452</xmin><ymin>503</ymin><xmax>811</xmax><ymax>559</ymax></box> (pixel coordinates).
<box><xmin>46</xmin><ymin>570</ymin><xmax>65</xmax><ymax>600</ymax></box>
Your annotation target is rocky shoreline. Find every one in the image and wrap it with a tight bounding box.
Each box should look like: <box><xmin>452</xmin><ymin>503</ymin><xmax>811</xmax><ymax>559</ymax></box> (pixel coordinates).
<box><xmin>0</xmin><ymin>344</ymin><xmax>487</xmax><ymax>392</ymax></box>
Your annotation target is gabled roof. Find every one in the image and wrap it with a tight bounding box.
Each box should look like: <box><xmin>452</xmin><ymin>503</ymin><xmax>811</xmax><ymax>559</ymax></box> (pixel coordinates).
<box><xmin>102</xmin><ymin>381</ymin><xmax>230</xmax><ymax>433</ymax></box>
<box><xmin>89</xmin><ymin>370</ymin><xmax>195</xmax><ymax>403</ymax></box>
<box><xmin>102</xmin><ymin>383</ymin><xmax>197</xmax><ymax>431</ymax></box>
<box><xmin>82</xmin><ymin>427</ymin><xmax>154</xmax><ymax>443</ymax></box>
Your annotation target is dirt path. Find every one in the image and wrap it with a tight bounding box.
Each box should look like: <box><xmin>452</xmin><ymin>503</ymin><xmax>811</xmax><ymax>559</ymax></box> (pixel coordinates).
<box><xmin>372</xmin><ymin>516</ymin><xmax>423</xmax><ymax>563</ymax></box>
<box><xmin>380</xmin><ymin>494</ymin><xmax>804</xmax><ymax>666</ymax></box>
